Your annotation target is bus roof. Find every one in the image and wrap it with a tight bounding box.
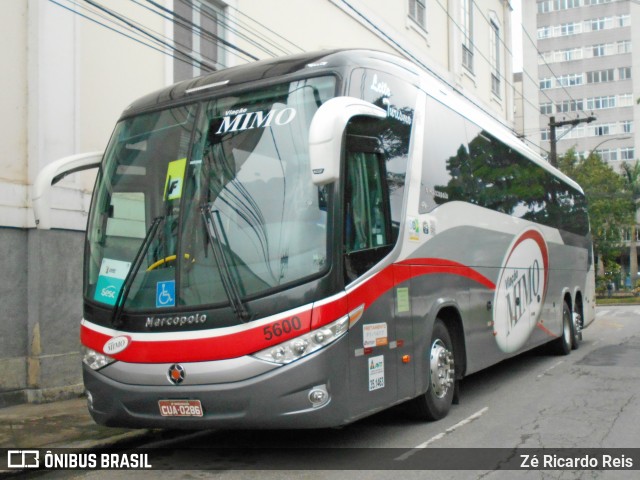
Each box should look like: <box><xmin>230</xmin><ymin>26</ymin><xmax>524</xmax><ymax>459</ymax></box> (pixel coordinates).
<box><xmin>120</xmin><ymin>48</ymin><xmax>583</xmax><ymax>195</ymax></box>
<box><xmin>122</xmin><ymin>49</ymin><xmax>419</xmax><ymax>117</ymax></box>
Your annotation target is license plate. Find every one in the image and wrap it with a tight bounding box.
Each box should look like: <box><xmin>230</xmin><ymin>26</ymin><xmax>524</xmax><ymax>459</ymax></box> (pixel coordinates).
<box><xmin>158</xmin><ymin>399</ymin><xmax>203</xmax><ymax>417</ymax></box>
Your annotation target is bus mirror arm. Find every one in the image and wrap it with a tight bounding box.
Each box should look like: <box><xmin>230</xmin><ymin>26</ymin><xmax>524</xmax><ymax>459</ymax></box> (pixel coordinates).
<box><xmin>309</xmin><ymin>97</ymin><xmax>386</xmax><ymax>185</ymax></box>
<box><xmin>32</xmin><ymin>151</ymin><xmax>103</xmax><ymax>230</ymax></box>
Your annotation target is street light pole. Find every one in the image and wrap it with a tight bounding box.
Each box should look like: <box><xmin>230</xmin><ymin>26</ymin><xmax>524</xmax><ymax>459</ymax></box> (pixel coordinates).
<box><xmin>588</xmin><ymin>136</ymin><xmax>632</xmax><ymax>160</ymax></box>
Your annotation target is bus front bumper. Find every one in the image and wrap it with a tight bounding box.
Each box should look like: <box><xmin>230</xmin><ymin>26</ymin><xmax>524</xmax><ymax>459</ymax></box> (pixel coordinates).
<box><xmin>83</xmin><ymin>340</ymin><xmax>350</xmax><ymax>429</ymax></box>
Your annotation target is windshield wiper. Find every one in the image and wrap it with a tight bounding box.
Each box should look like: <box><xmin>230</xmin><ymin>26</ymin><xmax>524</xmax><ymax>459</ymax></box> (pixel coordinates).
<box><xmin>111</xmin><ymin>216</ymin><xmax>164</xmax><ymax>327</ymax></box>
<box><xmin>200</xmin><ymin>204</ymin><xmax>251</xmax><ymax>323</ymax></box>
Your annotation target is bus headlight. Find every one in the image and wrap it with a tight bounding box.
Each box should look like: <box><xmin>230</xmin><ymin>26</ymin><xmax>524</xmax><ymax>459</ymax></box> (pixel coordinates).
<box><xmin>253</xmin><ymin>316</ymin><xmax>349</xmax><ymax>365</ymax></box>
<box><xmin>82</xmin><ymin>346</ymin><xmax>116</xmax><ymax>370</ymax></box>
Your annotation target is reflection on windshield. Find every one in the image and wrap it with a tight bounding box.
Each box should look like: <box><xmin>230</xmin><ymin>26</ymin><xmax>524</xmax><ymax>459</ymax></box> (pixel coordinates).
<box><xmin>179</xmin><ymin>77</ymin><xmax>334</xmax><ymax>307</ymax></box>
<box><xmin>85</xmin><ymin>105</ymin><xmax>197</xmax><ymax>310</ymax></box>
<box><xmin>85</xmin><ymin>77</ymin><xmax>335</xmax><ymax>315</ymax></box>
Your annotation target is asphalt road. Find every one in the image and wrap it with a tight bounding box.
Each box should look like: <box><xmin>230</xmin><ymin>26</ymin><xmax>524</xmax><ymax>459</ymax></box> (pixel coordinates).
<box><xmin>27</xmin><ymin>305</ymin><xmax>640</xmax><ymax>479</ymax></box>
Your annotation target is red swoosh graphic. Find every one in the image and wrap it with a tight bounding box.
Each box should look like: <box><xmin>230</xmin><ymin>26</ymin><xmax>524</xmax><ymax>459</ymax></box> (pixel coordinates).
<box><xmin>82</xmin><ymin>258</ymin><xmax>495</xmax><ymax>363</ymax></box>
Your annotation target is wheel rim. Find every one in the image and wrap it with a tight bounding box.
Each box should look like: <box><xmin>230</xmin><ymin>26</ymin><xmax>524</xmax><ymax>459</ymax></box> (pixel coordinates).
<box><xmin>430</xmin><ymin>339</ymin><xmax>455</xmax><ymax>398</ymax></box>
<box><xmin>563</xmin><ymin>308</ymin><xmax>572</xmax><ymax>345</ymax></box>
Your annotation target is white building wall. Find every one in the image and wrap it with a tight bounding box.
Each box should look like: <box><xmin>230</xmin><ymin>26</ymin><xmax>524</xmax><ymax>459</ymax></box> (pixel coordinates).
<box><xmin>0</xmin><ymin>0</ymin><xmax>28</xmax><ymax>227</ymax></box>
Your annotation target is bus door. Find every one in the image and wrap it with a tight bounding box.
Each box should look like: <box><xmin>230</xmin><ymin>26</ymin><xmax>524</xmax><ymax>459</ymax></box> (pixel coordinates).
<box><xmin>343</xmin><ymin>134</ymin><xmax>405</xmax><ymax>413</ymax></box>
<box><xmin>345</xmin><ymin>68</ymin><xmax>418</xmax><ymax>413</ymax></box>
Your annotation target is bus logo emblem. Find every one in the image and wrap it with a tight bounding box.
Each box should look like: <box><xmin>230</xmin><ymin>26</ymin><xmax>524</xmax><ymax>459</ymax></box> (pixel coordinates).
<box><xmin>493</xmin><ymin>229</ymin><xmax>549</xmax><ymax>353</ymax></box>
<box><xmin>104</xmin><ymin>335</ymin><xmax>131</xmax><ymax>355</ymax></box>
<box><xmin>168</xmin><ymin>364</ymin><xmax>186</xmax><ymax>385</ymax></box>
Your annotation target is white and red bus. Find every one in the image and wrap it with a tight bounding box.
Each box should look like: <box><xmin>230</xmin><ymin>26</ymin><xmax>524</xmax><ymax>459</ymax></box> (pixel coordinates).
<box><xmin>37</xmin><ymin>49</ymin><xmax>595</xmax><ymax>428</ymax></box>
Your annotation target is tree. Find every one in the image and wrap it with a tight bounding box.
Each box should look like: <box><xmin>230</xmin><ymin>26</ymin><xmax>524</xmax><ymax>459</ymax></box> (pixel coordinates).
<box><xmin>558</xmin><ymin>149</ymin><xmax>634</xmax><ymax>276</ymax></box>
<box><xmin>621</xmin><ymin>161</ymin><xmax>640</xmax><ymax>285</ymax></box>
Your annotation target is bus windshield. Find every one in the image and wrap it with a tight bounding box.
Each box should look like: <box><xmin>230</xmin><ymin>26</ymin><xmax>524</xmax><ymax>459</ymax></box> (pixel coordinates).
<box><xmin>85</xmin><ymin>76</ymin><xmax>336</xmax><ymax>315</ymax></box>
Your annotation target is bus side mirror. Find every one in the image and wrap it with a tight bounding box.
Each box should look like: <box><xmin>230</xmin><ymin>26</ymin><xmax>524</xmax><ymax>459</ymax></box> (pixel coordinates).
<box><xmin>309</xmin><ymin>97</ymin><xmax>386</xmax><ymax>185</ymax></box>
<box><xmin>32</xmin><ymin>151</ymin><xmax>103</xmax><ymax>230</ymax></box>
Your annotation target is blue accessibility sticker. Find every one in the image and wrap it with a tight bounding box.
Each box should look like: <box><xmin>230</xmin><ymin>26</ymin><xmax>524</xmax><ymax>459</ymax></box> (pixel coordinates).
<box><xmin>156</xmin><ymin>280</ymin><xmax>176</xmax><ymax>308</ymax></box>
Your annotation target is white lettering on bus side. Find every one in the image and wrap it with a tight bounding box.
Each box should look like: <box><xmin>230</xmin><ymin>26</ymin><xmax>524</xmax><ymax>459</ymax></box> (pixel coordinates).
<box><xmin>145</xmin><ymin>314</ymin><xmax>207</xmax><ymax>329</ymax></box>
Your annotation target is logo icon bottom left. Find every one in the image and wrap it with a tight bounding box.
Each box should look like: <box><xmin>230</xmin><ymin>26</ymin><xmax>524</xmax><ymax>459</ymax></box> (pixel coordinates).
<box><xmin>168</xmin><ymin>364</ymin><xmax>185</xmax><ymax>385</ymax></box>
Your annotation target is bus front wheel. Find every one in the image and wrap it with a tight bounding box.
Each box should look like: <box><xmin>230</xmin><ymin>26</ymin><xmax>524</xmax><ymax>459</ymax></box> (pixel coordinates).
<box><xmin>412</xmin><ymin>319</ymin><xmax>455</xmax><ymax>421</ymax></box>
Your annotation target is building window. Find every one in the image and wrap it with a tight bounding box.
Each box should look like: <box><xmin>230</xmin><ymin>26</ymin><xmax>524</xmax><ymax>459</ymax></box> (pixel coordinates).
<box><xmin>592</xmin><ymin>44</ymin><xmax>605</xmax><ymax>57</ymax></box>
<box><xmin>622</xmin><ymin>121</ymin><xmax>633</xmax><ymax>134</ymax></box>
<box><xmin>540</xmin><ymin>78</ymin><xmax>552</xmax><ymax>90</ymax></box>
<box><xmin>563</xmin><ymin>48</ymin><xmax>582</xmax><ymax>61</ymax></box>
<box><xmin>619</xmin><ymin>67</ymin><xmax>632</xmax><ymax>80</ymax></box>
<box><xmin>619</xmin><ymin>94</ymin><xmax>634</xmax><ymax>107</ymax></box>
<box><xmin>555</xmin><ymin>99</ymin><xmax>584</xmax><ymax>112</ymax></box>
<box><xmin>461</xmin><ymin>0</ymin><xmax>474</xmax><ymax>73</ymax></box>
<box><xmin>556</xmin><ymin>101</ymin><xmax>570</xmax><ymax>113</ymax></box>
<box><xmin>541</xmin><ymin>129</ymin><xmax>550</xmax><ymax>141</ymax></box>
<box><xmin>587</xmin><ymin>96</ymin><xmax>616</xmax><ymax>110</ymax></box>
<box><xmin>618</xmin><ymin>14</ymin><xmax>630</xmax><ymax>27</ymax></box>
<box><xmin>409</xmin><ymin>0</ymin><xmax>426</xmax><ymax>29</ymax></box>
<box><xmin>537</xmin><ymin>26</ymin><xmax>551</xmax><ymax>39</ymax></box>
<box><xmin>597</xmin><ymin>149</ymin><xmax>617</xmax><ymax>162</ymax></box>
<box><xmin>587</xmin><ymin>69</ymin><xmax>615</xmax><ymax>83</ymax></box>
<box><xmin>555</xmin><ymin>0</ymin><xmax>581</xmax><ymax>9</ymax></box>
<box><xmin>173</xmin><ymin>0</ymin><xmax>226</xmax><ymax>82</ymax></box>
<box><xmin>557</xmin><ymin>73</ymin><xmax>583</xmax><ymax>87</ymax></box>
<box><xmin>621</xmin><ymin>148</ymin><xmax>635</xmax><ymax>161</ymax></box>
<box><xmin>591</xmin><ymin>18</ymin><xmax>604</xmax><ymax>30</ymax></box>
<box><xmin>617</xmin><ymin>41</ymin><xmax>632</xmax><ymax>54</ymax></box>
<box><xmin>559</xmin><ymin>22</ymin><xmax>581</xmax><ymax>36</ymax></box>
<box><xmin>490</xmin><ymin>17</ymin><xmax>501</xmax><ymax>97</ymax></box>
<box><xmin>540</xmin><ymin>102</ymin><xmax>553</xmax><ymax>115</ymax></box>
<box><xmin>538</xmin><ymin>1</ymin><xmax>552</xmax><ymax>14</ymax></box>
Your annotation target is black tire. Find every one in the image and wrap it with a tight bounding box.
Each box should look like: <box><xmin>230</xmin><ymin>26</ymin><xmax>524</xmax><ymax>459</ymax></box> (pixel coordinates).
<box><xmin>552</xmin><ymin>301</ymin><xmax>572</xmax><ymax>356</ymax></box>
<box><xmin>411</xmin><ymin>319</ymin><xmax>455</xmax><ymax>421</ymax></box>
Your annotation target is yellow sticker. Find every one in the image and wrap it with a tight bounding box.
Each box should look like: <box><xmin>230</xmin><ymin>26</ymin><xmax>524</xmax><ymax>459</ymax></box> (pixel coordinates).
<box><xmin>163</xmin><ymin>158</ymin><xmax>187</xmax><ymax>201</ymax></box>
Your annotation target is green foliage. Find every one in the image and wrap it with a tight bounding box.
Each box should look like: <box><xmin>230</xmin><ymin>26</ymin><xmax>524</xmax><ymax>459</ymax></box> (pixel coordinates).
<box><xmin>558</xmin><ymin>149</ymin><xmax>634</xmax><ymax>264</ymax></box>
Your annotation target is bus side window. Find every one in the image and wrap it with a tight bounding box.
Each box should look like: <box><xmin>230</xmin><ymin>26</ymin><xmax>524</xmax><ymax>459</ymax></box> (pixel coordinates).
<box><xmin>344</xmin><ymin>134</ymin><xmax>393</xmax><ymax>283</ymax></box>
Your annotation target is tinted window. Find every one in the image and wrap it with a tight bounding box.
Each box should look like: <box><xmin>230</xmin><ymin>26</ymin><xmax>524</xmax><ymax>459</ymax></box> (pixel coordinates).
<box><xmin>349</xmin><ymin>69</ymin><xmax>417</xmax><ymax>238</ymax></box>
<box><xmin>421</xmin><ymin>96</ymin><xmax>588</xmax><ymax>236</ymax></box>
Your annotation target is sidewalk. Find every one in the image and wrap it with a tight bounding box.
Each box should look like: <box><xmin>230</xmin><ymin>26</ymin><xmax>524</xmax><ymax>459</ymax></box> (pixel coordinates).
<box><xmin>0</xmin><ymin>396</ymin><xmax>150</xmax><ymax>450</ymax></box>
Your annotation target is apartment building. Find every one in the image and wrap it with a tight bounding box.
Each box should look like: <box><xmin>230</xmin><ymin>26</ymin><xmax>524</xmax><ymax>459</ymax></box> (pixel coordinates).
<box><xmin>535</xmin><ymin>0</ymin><xmax>640</xmax><ymax>169</ymax></box>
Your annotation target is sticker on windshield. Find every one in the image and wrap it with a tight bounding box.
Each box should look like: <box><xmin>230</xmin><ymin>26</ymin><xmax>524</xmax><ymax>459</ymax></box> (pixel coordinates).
<box><xmin>156</xmin><ymin>280</ymin><xmax>176</xmax><ymax>308</ymax></box>
<box><xmin>163</xmin><ymin>158</ymin><xmax>187</xmax><ymax>201</ymax></box>
<box><xmin>94</xmin><ymin>258</ymin><xmax>131</xmax><ymax>306</ymax></box>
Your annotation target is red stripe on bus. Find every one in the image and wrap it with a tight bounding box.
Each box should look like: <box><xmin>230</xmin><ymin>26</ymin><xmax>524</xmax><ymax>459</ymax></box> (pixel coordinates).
<box><xmin>81</xmin><ymin>308</ymin><xmax>313</xmax><ymax>363</ymax></box>
<box><xmin>536</xmin><ymin>322</ymin><xmax>557</xmax><ymax>338</ymax></box>
<box><xmin>82</xmin><ymin>258</ymin><xmax>495</xmax><ymax>363</ymax></box>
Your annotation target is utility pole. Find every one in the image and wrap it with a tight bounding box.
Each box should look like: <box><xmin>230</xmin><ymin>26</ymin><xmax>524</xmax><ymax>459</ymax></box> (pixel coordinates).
<box><xmin>548</xmin><ymin>115</ymin><xmax>596</xmax><ymax>167</ymax></box>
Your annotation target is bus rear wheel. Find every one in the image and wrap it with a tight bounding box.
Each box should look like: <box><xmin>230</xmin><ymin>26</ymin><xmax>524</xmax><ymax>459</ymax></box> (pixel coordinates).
<box><xmin>412</xmin><ymin>319</ymin><xmax>455</xmax><ymax>421</ymax></box>
<box><xmin>552</xmin><ymin>301</ymin><xmax>573</xmax><ymax>356</ymax></box>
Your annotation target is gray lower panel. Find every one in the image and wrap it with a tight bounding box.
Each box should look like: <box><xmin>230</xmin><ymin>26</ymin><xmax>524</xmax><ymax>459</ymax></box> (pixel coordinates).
<box><xmin>84</xmin><ymin>337</ymin><xmax>351</xmax><ymax>429</ymax></box>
